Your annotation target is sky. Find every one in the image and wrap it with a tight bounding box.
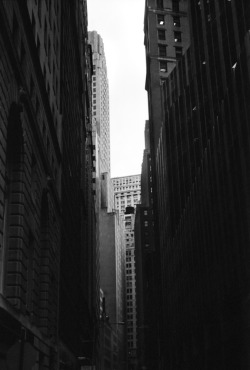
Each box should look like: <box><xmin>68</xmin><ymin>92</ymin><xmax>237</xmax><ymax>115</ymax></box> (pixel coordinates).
<box><xmin>87</xmin><ymin>0</ymin><xmax>148</xmax><ymax>178</ymax></box>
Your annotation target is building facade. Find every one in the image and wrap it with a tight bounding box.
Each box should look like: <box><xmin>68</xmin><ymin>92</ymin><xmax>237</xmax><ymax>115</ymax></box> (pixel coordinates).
<box><xmin>59</xmin><ymin>0</ymin><xmax>97</xmax><ymax>368</ymax></box>
<box><xmin>88</xmin><ymin>31</ymin><xmax>113</xmax><ymax>212</ymax></box>
<box><xmin>89</xmin><ymin>30</ymin><xmax>126</xmax><ymax>369</ymax></box>
<box><xmin>112</xmin><ymin>175</ymin><xmax>142</xmax><ymax>369</ymax></box>
<box><xmin>0</xmin><ymin>1</ymin><xmax>62</xmax><ymax>368</ymax></box>
<box><xmin>123</xmin><ymin>207</ymin><xmax>137</xmax><ymax>370</ymax></box>
<box><xmin>135</xmin><ymin>121</ymin><xmax>157</xmax><ymax>370</ymax></box>
<box><xmin>144</xmin><ymin>0</ymin><xmax>250</xmax><ymax>368</ymax></box>
<box><xmin>0</xmin><ymin>1</ymin><xmax>96</xmax><ymax>369</ymax></box>
<box><xmin>112</xmin><ymin>175</ymin><xmax>141</xmax><ymax>214</ymax></box>
<box><xmin>99</xmin><ymin>209</ymin><xmax>126</xmax><ymax>370</ymax></box>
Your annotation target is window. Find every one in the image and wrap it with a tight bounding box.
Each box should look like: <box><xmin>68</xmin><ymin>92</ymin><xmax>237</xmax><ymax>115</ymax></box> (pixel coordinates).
<box><xmin>158</xmin><ymin>44</ymin><xmax>167</xmax><ymax>57</ymax></box>
<box><xmin>144</xmin><ymin>210</ymin><xmax>148</xmax><ymax>215</ymax></box>
<box><xmin>158</xmin><ymin>29</ymin><xmax>166</xmax><ymax>40</ymax></box>
<box><xmin>175</xmin><ymin>46</ymin><xmax>182</xmax><ymax>59</ymax></box>
<box><xmin>157</xmin><ymin>0</ymin><xmax>163</xmax><ymax>8</ymax></box>
<box><xmin>174</xmin><ymin>31</ymin><xmax>182</xmax><ymax>43</ymax></box>
<box><xmin>173</xmin><ymin>16</ymin><xmax>180</xmax><ymax>27</ymax></box>
<box><xmin>172</xmin><ymin>0</ymin><xmax>179</xmax><ymax>12</ymax></box>
<box><xmin>159</xmin><ymin>60</ymin><xmax>168</xmax><ymax>73</ymax></box>
<box><xmin>157</xmin><ymin>14</ymin><xmax>165</xmax><ymax>25</ymax></box>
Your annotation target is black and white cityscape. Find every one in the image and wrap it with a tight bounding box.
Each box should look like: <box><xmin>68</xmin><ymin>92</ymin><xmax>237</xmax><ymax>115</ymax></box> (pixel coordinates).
<box><xmin>0</xmin><ymin>1</ymin><xmax>250</xmax><ymax>369</ymax></box>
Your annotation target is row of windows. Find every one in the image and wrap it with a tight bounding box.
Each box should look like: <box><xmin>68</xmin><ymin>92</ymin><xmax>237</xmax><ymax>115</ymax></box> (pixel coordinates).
<box><xmin>127</xmin><ymin>301</ymin><xmax>135</xmax><ymax>307</ymax></box>
<box><xmin>13</xmin><ymin>18</ymin><xmax>58</xmax><ymax>179</ymax></box>
<box><xmin>158</xmin><ymin>27</ymin><xmax>181</xmax><ymax>43</ymax></box>
<box><xmin>113</xmin><ymin>178</ymin><xmax>140</xmax><ymax>184</ymax></box>
<box><xmin>126</xmin><ymin>276</ymin><xmax>136</xmax><ymax>281</ymax></box>
<box><xmin>127</xmin><ymin>294</ymin><xmax>135</xmax><ymax>300</ymax></box>
<box><xmin>157</xmin><ymin>14</ymin><xmax>181</xmax><ymax>27</ymax></box>
<box><xmin>159</xmin><ymin>48</ymin><xmax>183</xmax><ymax>73</ymax></box>
<box><xmin>126</xmin><ymin>232</ymin><xmax>134</xmax><ymax>237</ymax></box>
<box><xmin>114</xmin><ymin>186</ymin><xmax>140</xmax><ymax>191</ymax></box>
<box><xmin>159</xmin><ymin>38</ymin><xmax>182</xmax><ymax>57</ymax></box>
<box><xmin>117</xmin><ymin>196</ymin><xmax>140</xmax><ymax>201</ymax></box>
<box><xmin>126</xmin><ymin>263</ymin><xmax>134</xmax><ymax>268</ymax></box>
<box><xmin>126</xmin><ymin>250</ymin><xmax>134</xmax><ymax>256</ymax></box>
<box><xmin>126</xmin><ymin>258</ymin><xmax>134</xmax><ymax>264</ymax></box>
<box><xmin>126</xmin><ymin>269</ymin><xmax>135</xmax><ymax>274</ymax></box>
<box><xmin>116</xmin><ymin>191</ymin><xmax>140</xmax><ymax>196</ymax></box>
<box><xmin>127</xmin><ymin>307</ymin><xmax>135</xmax><ymax>313</ymax></box>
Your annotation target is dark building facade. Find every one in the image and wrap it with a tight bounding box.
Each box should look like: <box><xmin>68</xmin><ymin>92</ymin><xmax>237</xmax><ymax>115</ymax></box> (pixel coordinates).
<box><xmin>144</xmin><ymin>0</ymin><xmax>250</xmax><ymax>369</ymax></box>
<box><xmin>0</xmin><ymin>1</ymin><xmax>96</xmax><ymax>369</ymax></box>
<box><xmin>135</xmin><ymin>121</ymin><xmax>158</xmax><ymax>370</ymax></box>
<box><xmin>59</xmin><ymin>0</ymin><xmax>97</xmax><ymax>368</ymax></box>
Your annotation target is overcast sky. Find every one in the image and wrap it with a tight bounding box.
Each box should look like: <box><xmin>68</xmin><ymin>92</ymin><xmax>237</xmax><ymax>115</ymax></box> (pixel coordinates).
<box><xmin>87</xmin><ymin>0</ymin><xmax>148</xmax><ymax>178</ymax></box>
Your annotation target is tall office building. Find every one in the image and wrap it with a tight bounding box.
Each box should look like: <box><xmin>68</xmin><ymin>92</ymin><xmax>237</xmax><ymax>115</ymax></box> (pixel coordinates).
<box><xmin>112</xmin><ymin>175</ymin><xmax>141</xmax><ymax>214</ymax></box>
<box><xmin>59</xmin><ymin>1</ymin><xmax>97</xmax><ymax>367</ymax></box>
<box><xmin>0</xmin><ymin>1</ymin><xmax>95</xmax><ymax>368</ymax></box>
<box><xmin>89</xmin><ymin>31</ymin><xmax>126</xmax><ymax>369</ymax></box>
<box><xmin>88</xmin><ymin>31</ymin><xmax>113</xmax><ymax>212</ymax></box>
<box><xmin>143</xmin><ymin>4</ymin><xmax>190</xmax><ymax>366</ymax></box>
<box><xmin>99</xmin><ymin>208</ymin><xmax>126</xmax><ymax>370</ymax></box>
<box><xmin>112</xmin><ymin>175</ymin><xmax>141</xmax><ymax>370</ymax></box>
<box><xmin>124</xmin><ymin>207</ymin><xmax>137</xmax><ymax>370</ymax></box>
<box><xmin>88</xmin><ymin>31</ymin><xmax>110</xmax><ymax>174</ymax></box>
<box><xmin>144</xmin><ymin>0</ymin><xmax>250</xmax><ymax>368</ymax></box>
<box><xmin>135</xmin><ymin>121</ymin><xmax>156</xmax><ymax>370</ymax></box>
<box><xmin>144</xmin><ymin>0</ymin><xmax>190</xmax><ymax>80</ymax></box>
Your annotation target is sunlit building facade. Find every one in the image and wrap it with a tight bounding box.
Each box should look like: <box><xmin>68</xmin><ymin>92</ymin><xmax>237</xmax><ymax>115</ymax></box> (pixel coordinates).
<box><xmin>89</xmin><ymin>31</ymin><xmax>126</xmax><ymax>369</ymax></box>
<box><xmin>112</xmin><ymin>175</ymin><xmax>141</xmax><ymax>214</ymax></box>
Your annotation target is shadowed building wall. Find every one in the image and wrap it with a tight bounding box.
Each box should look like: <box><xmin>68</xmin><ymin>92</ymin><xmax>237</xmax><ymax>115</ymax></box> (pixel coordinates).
<box><xmin>144</xmin><ymin>0</ymin><xmax>250</xmax><ymax>368</ymax></box>
<box><xmin>0</xmin><ymin>1</ymin><xmax>96</xmax><ymax>369</ymax></box>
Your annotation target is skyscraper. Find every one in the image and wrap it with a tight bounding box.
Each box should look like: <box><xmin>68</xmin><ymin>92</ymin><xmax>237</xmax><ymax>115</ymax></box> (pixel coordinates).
<box><xmin>135</xmin><ymin>121</ymin><xmax>156</xmax><ymax>370</ymax></box>
<box><xmin>89</xmin><ymin>31</ymin><xmax>126</xmax><ymax>369</ymax></box>
<box><xmin>88</xmin><ymin>31</ymin><xmax>113</xmax><ymax>211</ymax></box>
<box><xmin>112</xmin><ymin>175</ymin><xmax>142</xmax><ymax>370</ymax></box>
<box><xmin>0</xmin><ymin>1</ymin><xmax>95</xmax><ymax>368</ymax></box>
<box><xmin>144</xmin><ymin>0</ymin><xmax>250</xmax><ymax>368</ymax></box>
<box><xmin>112</xmin><ymin>175</ymin><xmax>141</xmax><ymax>214</ymax></box>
